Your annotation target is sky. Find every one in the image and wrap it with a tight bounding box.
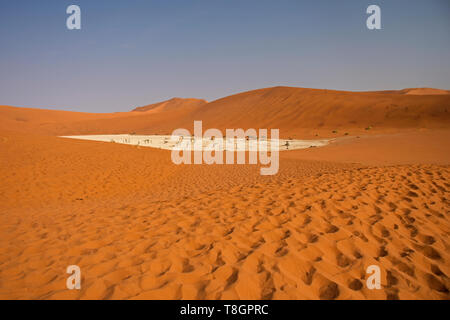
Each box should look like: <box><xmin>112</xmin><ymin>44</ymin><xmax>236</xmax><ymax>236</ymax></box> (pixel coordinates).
<box><xmin>0</xmin><ymin>0</ymin><xmax>449</xmax><ymax>112</ymax></box>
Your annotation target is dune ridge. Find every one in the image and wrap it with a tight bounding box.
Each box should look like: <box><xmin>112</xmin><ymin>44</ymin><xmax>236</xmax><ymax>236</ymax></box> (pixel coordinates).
<box><xmin>132</xmin><ymin>97</ymin><xmax>207</xmax><ymax>113</ymax></box>
<box><xmin>1</xmin><ymin>86</ymin><xmax>449</xmax><ymax>137</ymax></box>
<box><xmin>400</xmin><ymin>88</ymin><xmax>450</xmax><ymax>95</ymax></box>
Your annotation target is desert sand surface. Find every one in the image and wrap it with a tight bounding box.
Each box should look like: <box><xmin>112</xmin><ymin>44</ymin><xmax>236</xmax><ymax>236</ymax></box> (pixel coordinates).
<box><xmin>0</xmin><ymin>87</ymin><xmax>449</xmax><ymax>300</ymax></box>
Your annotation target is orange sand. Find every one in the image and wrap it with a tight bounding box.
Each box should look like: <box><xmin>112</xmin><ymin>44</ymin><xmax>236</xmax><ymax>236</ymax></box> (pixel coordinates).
<box><xmin>0</xmin><ymin>87</ymin><xmax>449</xmax><ymax>300</ymax></box>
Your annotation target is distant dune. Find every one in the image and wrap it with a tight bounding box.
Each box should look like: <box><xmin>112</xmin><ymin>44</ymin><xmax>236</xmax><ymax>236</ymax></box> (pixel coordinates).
<box><xmin>400</xmin><ymin>88</ymin><xmax>450</xmax><ymax>95</ymax></box>
<box><xmin>185</xmin><ymin>87</ymin><xmax>450</xmax><ymax>135</ymax></box>
<box><xmin>132</xmin><ymin>97</ymin><xmax>207</xmax><ymax>113</ymax></box>
<box><xmin>1</xmin><ymin>87</ymin><xmax>449</xmax><ymax>137</ymax></box>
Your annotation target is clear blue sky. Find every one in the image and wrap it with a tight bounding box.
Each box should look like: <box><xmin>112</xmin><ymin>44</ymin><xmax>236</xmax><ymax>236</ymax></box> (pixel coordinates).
<box><xmin>1</xmin><ymin>0</ymin><xmax>449</xmax><ymax>112</ymax></box>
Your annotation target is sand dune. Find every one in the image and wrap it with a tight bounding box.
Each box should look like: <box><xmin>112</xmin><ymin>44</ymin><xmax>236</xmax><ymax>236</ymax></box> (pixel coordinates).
<box><xmin>0</xmin><ymin>86</ymin><xmax>449</xmax><ymax>300</ymax></box>
<box><xmin>400</xmin><ymin>88</ymin><xmax>450</xmax><ymax>95</ymax></box>
<box><xmin>1</xmin><ymin>86</ymin><xmax>449</xmax><ymax>137</ymax></box>
<box><xmin>132</xmin><ymin>98</ymin><xmax>207</xmax><ymax>113</ymax></box>
<box><xmin>183</xmin><ymin>87</ymin><xmax>450</xmax><ymax>137</ymax></box>
<box><xmin>0</xmin><ymin>97</ymin><xmax>206</xmax><ymax>136</ymax></box>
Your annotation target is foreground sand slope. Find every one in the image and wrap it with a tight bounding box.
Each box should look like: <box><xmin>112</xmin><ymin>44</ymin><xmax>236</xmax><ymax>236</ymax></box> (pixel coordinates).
<box><xmin>285</xmin><ymin>130</ymin><xmax>450</xmax><ymax>166</ymax></box>
<box><xmin>0</xmin><ymin>86</ymin><xmax>449</xmax><ymax>299</ymax></box>
<box><xmin>0</xmin><ymin>131</ymin><xmax>448</xmax><ymax>300</ymax></box>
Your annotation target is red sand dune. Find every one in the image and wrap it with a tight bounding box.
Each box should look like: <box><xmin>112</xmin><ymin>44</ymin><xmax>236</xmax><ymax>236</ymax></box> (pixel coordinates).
<box><xmin>1</xmin><ymin>86</ymin><xmax>449</xmax><ymax>137</ymax></box>
<box><xmin>132</xmin><ymin>97</ymin><xmax>207</xmax><ymax>113</ymax></box>
<box><xmin>184</xmin><ymin>87</ymin><xmax>450</xmax><ymax>136</ymax></box>
<box><xmin>0</xmin><ymin>87</ymin><xmax>449</xmax><ymax>300</ymax></box>
<box><xmin>0</xmin><ymin>97</ymin><xmax>205</xmax><ymax>136</ymax></box>
<box><xmin>400</xmin><ymin>88</ymin><xmax>450</xmax><ymax>95</ymax></box>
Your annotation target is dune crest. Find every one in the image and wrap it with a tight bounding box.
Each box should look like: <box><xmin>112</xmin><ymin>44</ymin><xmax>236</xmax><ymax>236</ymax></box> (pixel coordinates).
<box><xmin>400</xmin><ymin>88</ymin><xmax>450</xmax><ymax>95</ymax></box>
<box><xmin>2</xmin><ymin>86</ymin><xmax>450</xmax><ymax>137</ymax></box>
<box><xmin>132</xmin><ymin>97</ymin><xmax>207</xmax><ymax>113</ymax></box>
